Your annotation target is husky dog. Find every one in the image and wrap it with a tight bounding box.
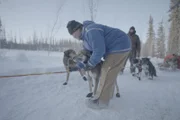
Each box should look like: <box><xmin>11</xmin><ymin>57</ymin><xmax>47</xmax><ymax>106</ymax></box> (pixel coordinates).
<box><xmin>131</xmin><ymin>58</ymin><xmax>142</xmax><ymax>80</ymax></box>
<box><xmin>63</xmin><ymin>49</ymin><xmax>86</xmax><ymax>84</ymax></box>
<box><xmin>63</xmin><ymin>49</ymin><xmax>120</xmax><ymax>98</ymax></box>
<box><xmin>141</xmin><ymin>57</ymin><xmax>157</xmax><ymax>80</ymax></box>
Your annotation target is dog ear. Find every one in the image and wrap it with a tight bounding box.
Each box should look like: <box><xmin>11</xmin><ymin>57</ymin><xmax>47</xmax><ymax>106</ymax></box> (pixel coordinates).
<box><xmin>68</xmin><ymin>49</ymin><xmax>76</xmax><ymax>54</ymax></box>
<box><xmin>72</xmin><ymin>50</ymin><xmax>76</xmax><ymax>55</ymax></box>
<box><xmin>64</xmin><ymin>50</ymin><xmax>69</xmax><ymax>56</ymax></box>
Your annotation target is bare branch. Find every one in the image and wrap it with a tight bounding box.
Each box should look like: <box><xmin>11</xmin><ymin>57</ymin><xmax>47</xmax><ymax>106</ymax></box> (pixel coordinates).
<box><xmin>50</xmin><ymin>0</ymin><xmax>67</xmax><ymax>39</ymax></box>
<box><xmin>88</xmin><ymin>0</ymin><xmax>100</xmax><ymax>21</ymax></box>
<box><xmin>48</xmin><ymin>0</ymin><xmax>67</xmax><ymax>55</ymax></box>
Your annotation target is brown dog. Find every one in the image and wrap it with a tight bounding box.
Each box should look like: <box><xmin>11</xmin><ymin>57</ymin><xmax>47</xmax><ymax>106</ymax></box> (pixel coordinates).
<box><xmin>63</xmin><ymin>49</ymin><xmax>86</xmax><ymax>85</ymax></box>
<box><xmin>63</xmin><ymin>49</ymin><xmax>120</xmax><ymax>98</ymax></box>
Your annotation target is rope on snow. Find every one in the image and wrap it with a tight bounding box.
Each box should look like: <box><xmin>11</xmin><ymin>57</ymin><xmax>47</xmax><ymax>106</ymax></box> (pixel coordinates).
<box><xmin>0</xmin><ymin>71</ymin><xmax>69</xmax><ymax>79</ymax></box>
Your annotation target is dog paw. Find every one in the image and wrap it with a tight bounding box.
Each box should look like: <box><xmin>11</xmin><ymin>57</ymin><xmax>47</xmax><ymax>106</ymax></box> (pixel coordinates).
<box><xmin>148</xmin><ymin>78</ymin><xmax>153</xmax><ymax>80</ymax></box>
<box><xmin>116</xmin><ymin>93</ymin><xmax>120</xmax><ymax>98</ymax></box>
<box><xmin>83</xmin><ymin>76</ymin><xmax>87</xmax><ymax>81</ymax></box>
<box><xmin>63</xmin><ymin>82</ymin><xmax>67</xmax><ymax>85</ymax></box>
<box><xmin>132</xmin><ymin>73</ymin><xmax>135</xmax><ymax>76</ymax></box>
<box><xmin>86</xmin><ymin>93</ymin><xmax>93</xmax><ymax>97</ymax></box>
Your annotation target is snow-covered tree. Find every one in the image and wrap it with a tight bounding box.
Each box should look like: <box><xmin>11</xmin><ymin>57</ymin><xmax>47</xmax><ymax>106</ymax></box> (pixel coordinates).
<box><xmin>168</xmin><ymin>0</ymin><xmax>180</xmax><ymax>55</ymax></box>
<box><xmin>169</xmin><ymin>0</ymin><xmax>180</xmax><ymax>12</ymax></box>
<box><xmin>145</xmin><ymin>15</ymin><xmax>156</xmax><ymax>57</ymax></box>
<box><xmin>156</xmin><ymin>20</ymin><xmax>166</xmax><ymax>58</ymax></box>
<box><xmin>141</xmin><ymin>42</ymin><xmax>149</xmax><ymax>57</ymax></box>
<box><xmin>0</xmin><ymin>17</ymin><xmax>7</xmax><ymax>48</ymax></box>
<box><xmin>0</xmin><ymin>18</ymin><xmax>3</xmax><ymax>48</ymax></box>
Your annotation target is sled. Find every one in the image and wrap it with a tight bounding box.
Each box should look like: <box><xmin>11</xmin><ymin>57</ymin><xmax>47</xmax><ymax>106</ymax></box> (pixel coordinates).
<box><xmin>158</xmin><ymin>54</ymin><xmax>180</xmax><ymax>71</ymax></box>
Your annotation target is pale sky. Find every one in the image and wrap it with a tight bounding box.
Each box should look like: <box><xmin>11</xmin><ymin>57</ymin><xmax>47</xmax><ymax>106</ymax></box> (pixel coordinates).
<box><xmin>0</xmin><ymin>0</ymin><xmax>170</xmax><ymax>43</ymax></box>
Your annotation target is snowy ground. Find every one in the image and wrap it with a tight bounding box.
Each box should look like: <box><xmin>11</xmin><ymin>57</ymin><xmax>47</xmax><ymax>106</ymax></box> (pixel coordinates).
<box><xmin>0</xmin><ymin>49</ymin><xmax>180</xmax><ymax>120</ymax></box>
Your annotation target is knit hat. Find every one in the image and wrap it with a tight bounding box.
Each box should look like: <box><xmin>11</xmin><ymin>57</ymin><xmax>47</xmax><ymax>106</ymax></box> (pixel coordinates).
<box><xmin>129</xmin><ymin>26</ymin><xmax>136</xmax><ymax>34</ymax></box>
<box><xmin>130</xmin><ymin>26</ymin><xmax>135</xmax><ymax>31</ymax></box>
<box><xmin>67</xmin><ymin>20</ymin><xmax>83</xmax><ymax>35</ymax></box>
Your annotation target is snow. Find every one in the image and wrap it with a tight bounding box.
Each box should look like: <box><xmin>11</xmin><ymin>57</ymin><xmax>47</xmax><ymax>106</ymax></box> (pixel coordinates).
<box><xmin>0</xmin><ymin>49</ymin><xmax>180</xmax><ymax>120</ymax></box>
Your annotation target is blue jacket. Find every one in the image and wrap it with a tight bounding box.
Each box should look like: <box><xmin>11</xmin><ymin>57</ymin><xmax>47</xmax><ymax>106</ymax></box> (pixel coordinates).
<box><xmin>80</xmin><ymin>20</ymin><xmax>131</xmax><ymax>67</ymax></box>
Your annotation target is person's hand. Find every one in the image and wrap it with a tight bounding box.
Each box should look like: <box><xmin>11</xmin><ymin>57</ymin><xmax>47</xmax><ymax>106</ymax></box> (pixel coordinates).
<box><xmin>136</xmin><ymin>53</ymin><xmax>140</xmax><ymax>59</ymax></box>
<box><xmin>76</xmin><ymin>61</ymin><xmax>86</xmax><ymax>69</ymax></box>
<box><xmin>85</xmin><ymin>62</ymin><xmax>94</xmax><ymax>70</ymax></box>
<box><xmin>76</xmin><ymin>61</ymin><xmax>94</xmax><ymax>70</ymax></box>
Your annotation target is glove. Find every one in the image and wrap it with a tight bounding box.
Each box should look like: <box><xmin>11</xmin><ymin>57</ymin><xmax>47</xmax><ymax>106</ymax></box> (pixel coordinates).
<box><xmin>76</xmin><ymin>61</ymin><xmax>94</xmax><ymax>70</ymax></box>
<box><xmin>85</xmin><ymin>61</ymin><xmax>95</xmax><ymax>70</ymax></box>
<box><xmin>76</xmin><ymin>61</ymin><xmax>86</xmax><ymax>69</ymax></box>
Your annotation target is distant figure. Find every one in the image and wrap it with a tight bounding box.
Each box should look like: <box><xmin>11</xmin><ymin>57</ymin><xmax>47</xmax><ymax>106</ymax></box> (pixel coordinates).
<box><xmin>121</xmin><ymin>26</ymin><xmax>141</xmax><ymax>74</ymax></box>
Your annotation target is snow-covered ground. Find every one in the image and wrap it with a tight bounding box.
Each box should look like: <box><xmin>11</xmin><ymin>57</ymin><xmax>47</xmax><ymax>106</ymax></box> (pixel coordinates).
<box><xmin>0</xmin><ymin>49</ymin><xmax>180</xmax><ymax>120</ymax></box>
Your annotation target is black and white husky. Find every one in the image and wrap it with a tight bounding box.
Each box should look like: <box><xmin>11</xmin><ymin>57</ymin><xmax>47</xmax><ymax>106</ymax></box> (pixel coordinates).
<box><xmin>141</xmin><ymin>57</ymin><xmax>157</xmax><ymax>80</ymax></box>
<box><xmin>131</xmin><ymin>58</ymin><xmax>142</xmax><ymax>80</ymax></box>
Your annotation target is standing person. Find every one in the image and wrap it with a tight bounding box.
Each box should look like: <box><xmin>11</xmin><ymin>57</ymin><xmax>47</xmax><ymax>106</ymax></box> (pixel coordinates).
<box><xmin>66</xmin><ymin>20</ymin><xmax>131</xmax><ymax>109</ymax></box>
<box><xmin>121</xmin><ymin>26</ymin><xmax>141</xmax><ymax>74</ymax></box>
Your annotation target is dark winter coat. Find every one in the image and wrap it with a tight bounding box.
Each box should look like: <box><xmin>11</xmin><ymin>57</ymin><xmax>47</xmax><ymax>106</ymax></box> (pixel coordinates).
<box><xmin>128</xmin><ymin>32</ymin><xmax>141</xmax><ymax>57</ymax></box>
